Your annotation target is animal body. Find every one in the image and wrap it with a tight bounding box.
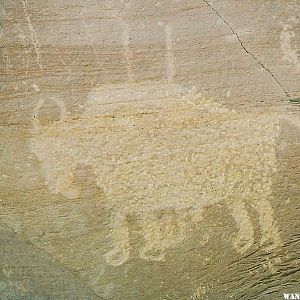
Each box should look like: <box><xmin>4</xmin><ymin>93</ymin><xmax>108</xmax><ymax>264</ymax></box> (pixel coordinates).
<box><xmin>31</xmin><ymin>83</ymin><xmax>282</xmax><ymax>266</ymax></box>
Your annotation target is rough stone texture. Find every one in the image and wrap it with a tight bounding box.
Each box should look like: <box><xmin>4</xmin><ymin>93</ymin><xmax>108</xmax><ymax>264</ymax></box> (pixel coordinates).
<box><xmin>0</xmin><ymin>0</ymin><xmax>300</xmax><ymax>299</ymax></box>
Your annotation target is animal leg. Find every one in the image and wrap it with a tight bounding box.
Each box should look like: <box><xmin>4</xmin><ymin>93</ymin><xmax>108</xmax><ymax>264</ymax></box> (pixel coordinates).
<box><xmin>228</xmin><ymin>199</ymin><xmax>255</xmax><ymax>253</ymax></box>
<box><xmin>139</xmin><ymin>217</ymin><xmax>166</xmax><ymax>262</ymax></box>
<box><xmin>252</xmin><ymin>197</ymin><xmax>282</xmax><ymax>251</ymax></box>
<box><xmin>105</xmin><ymin>212</ymin><xmax>130</xmax><ymax>266</ymax></box>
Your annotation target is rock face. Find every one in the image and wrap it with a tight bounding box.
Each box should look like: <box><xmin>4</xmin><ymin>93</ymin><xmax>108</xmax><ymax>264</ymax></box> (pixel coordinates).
<box><xmin>0</xmin><ymin>1</ymin><xmax>299</xmax><ymax>299</ymax></box>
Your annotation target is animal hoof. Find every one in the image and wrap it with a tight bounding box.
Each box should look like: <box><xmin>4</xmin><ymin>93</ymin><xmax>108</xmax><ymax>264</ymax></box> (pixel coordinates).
<box><xmin>105</xmin><ymin>247</ymin><xmax>129</xmax><ymax>266</ymax></box>
<box><xmin>140</xmin><ymin>247</ymin><xmax>165</xmax><ymax>262</ymax></box>
<box><xmin>232</xmin><ymin>235</ymin><xmax>254</xmax><ymax>254</ymax></box>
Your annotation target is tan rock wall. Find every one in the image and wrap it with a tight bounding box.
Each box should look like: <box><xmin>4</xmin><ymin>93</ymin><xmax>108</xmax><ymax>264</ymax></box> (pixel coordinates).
<box><xmin>0</xmin><ymin>0</ymin><xmax>299</xmax><ymax>299</ymax></box>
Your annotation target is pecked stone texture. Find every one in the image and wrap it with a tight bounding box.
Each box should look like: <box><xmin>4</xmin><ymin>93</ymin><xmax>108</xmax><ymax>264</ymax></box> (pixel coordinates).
<box><xmin>0</xmin><ymin>0</ymin><xmax>300</xmax><ymax>299</ymax></box>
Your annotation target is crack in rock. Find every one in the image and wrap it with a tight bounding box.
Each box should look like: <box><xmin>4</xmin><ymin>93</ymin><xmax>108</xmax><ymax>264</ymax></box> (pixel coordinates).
<box><xmin>203</xmin><ymin>0</ymin><xmax>290</xmax><ymax>98</ymax></box>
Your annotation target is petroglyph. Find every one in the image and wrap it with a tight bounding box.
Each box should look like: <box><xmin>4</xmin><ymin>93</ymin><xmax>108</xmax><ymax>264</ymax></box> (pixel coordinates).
<box><xmin>280</xmin><ymin>18</ymin><xmax>300</xmax><ymax>73</ymax></box>
<box><xmin>121</xmin><ymin>21</ymin><xmax>134</xmax><ymax>81</ymax></box>
<box><xmin>159</xmin><ymin>22</ymin><xmax>175</xmax><ymax>83</ymax></box>
<box><xmin>111</xmin><ymin>2</ymin><xmax>134</xmax><ymax>82</ymax></box>
<box><xmin>79</xmin><ymin>1</ymin><xmax>102</xmax><ymax>69</ymax></box>
<box><xmin>31</xmin><ymin>83</ymin><xmax>283</xmax><ymax>266</ymax></box>
<box><xmin>21</xmin><ymin>0</ymin><xmax>42</xmax><ymax>70</ymax></box>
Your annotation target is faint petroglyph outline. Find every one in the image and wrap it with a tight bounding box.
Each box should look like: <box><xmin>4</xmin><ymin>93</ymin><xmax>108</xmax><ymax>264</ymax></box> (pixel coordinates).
<box><xmin>56</xmin><ymin>49</ymin><xmax>72</xmax><ymax>82</ymax></box>
<box><xmin>21</xmin><ymin>0</ymin><xmax>42</xmax><ymax>70</ymax></box>
<box><xmin>121</xmin><ymin>21</ymin><xmax>134</xmax><ymax>81</ymax></box>
<box><xmin>111</xmin><ymin>5</ymin><xmax>134</xmax><ymax>82</ymax></box>
<box><xmin>77</xmin><ymin>0</ymin><xmax>104</xmax><ymax>88</ymax></box>
<box><xmin>30</xmin><ymin>84</ymin><xmax>283</xmax><ymax>267</ymax></box>
<box><xmin>159</xmin><ymin>22</ymin><xmax>175</xmax><ymax>83</ymax></box>
<box><xmin>33</xmin><ymin>96</ymin><xmax>68</xmax><ymax>128</ymax></box>
<box><xmin>280</xmin><ymin>18</ymin><xmax>300</xmax><ymax>73</ymax></box>
<box><xmin>29</xmin><ymin>1</ymin><xmax>283</xmax><ymax>267</ymax></box>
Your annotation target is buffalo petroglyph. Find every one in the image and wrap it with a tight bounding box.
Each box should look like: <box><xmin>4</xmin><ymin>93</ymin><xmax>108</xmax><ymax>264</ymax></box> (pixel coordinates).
<box><xmin>31</xmin><ymin>83</ymin><xmax>283</xmax><ymax>266</ymax></box>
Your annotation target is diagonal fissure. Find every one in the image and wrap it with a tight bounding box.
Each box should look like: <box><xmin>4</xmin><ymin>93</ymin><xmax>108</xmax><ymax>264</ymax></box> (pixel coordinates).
<box><xmin>203</xmin><ymin>0</ymin><xmax>290</xmax><ymax>98</ymax></box>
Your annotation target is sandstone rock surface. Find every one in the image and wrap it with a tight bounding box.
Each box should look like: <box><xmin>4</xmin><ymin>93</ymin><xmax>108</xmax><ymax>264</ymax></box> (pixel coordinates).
<box><xmin>0</xmin><ymin>0</ymin><xmax>300</xmax><ymax>299</ymax></box>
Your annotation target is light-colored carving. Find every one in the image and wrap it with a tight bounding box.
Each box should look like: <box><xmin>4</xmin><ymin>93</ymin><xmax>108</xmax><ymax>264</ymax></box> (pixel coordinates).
<box><xmin>121</xmin><ymin>21</ymin><xmax>134</xmax><ymax>81</ymax></box>
<box><xmin>31</xmin><ymin>83</ymin><xmax>283</xmax><ymax>266</ymax></box>
<box><xmin>21</xmin><ymin>0</ymin><xmax>42</xmax><ymax>70</ymax></box>
<box><xmin>159</xmin><ymin>21</ymin><xmax>176</xmax><ymax>83</ymax></box>
<box><xmin>112</xmin><ymin>4</ymin><xmax>134</xmax><ymax>82</ymax></box>
<box><xmin>280</xmin><ymin>18</ymin><xmax>300</xmax><ymax>72</ymax></box>
<box><xmin>164</xmin><ymin>23</ymin><xmax>175</xmax><ymax>83</ymax></box>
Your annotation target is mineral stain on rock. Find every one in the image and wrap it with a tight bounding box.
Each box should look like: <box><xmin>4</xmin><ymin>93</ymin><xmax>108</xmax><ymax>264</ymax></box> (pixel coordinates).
<box><xmin>290</xmin><ymin>97</ymin><xmax>300</xmax><ymax>104</ymax></box>
<box><xmin>30</xmin><ymin>82</ymin><xmax>283</xmax><ymax>267</ymax></box>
